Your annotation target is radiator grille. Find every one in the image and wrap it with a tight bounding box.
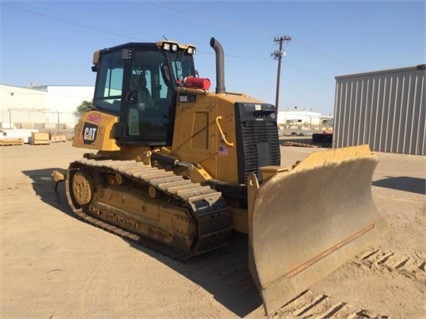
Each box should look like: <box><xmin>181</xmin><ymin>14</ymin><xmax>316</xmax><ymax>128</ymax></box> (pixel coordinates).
<box><xmin>239</xmin><ymin>121</ymin><xmax>280</xmax><ymax>183</ymax></box>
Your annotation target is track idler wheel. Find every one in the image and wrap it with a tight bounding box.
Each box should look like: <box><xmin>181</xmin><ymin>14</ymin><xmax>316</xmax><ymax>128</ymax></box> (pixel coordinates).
<box><xmin>70</xmin><ymin>171</ymin><xmax>94</xmax><ymax>207</ymax></box>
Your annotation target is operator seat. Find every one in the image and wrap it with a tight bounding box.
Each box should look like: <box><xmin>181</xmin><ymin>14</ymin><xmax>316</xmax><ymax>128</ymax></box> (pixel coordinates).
<box><xmin>130</xmin><ymin>74</ymin><xmax>154</xmax><ymax>111</ymax></box>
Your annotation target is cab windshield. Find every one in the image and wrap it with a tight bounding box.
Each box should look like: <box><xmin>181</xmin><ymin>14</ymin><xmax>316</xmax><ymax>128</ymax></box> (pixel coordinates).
<box><xmin>92</xmin><ymin>44</ymin><xmax>196</xmax><ymax>146</ymax></box>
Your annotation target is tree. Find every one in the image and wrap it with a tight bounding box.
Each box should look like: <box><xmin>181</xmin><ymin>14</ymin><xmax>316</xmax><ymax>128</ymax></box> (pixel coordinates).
<box><xmin>74</xmin><ymin>100</ymin><xmax>92</xmax><ymax>117</ymax></box>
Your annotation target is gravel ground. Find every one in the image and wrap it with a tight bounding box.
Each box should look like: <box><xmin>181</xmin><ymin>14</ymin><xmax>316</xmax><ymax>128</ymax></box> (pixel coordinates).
<box><xmin>1</xmin><ymin>141</ymin><xmax>424</xmax><ymax>318</ymax></box>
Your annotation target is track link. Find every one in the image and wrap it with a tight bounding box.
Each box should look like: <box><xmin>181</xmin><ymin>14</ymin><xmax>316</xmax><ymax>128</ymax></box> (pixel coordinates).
<box><xmin>65</xmin><ymin>158</ymin><xmax>233</xmax><ymax>260</ymax></box>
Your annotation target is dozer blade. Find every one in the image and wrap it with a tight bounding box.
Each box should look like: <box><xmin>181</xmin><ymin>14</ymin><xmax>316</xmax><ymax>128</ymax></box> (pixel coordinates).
<box><xmin>247</xmin><ymin>145</ymin><xmax>388</xmax><ymax>315</ymax></box>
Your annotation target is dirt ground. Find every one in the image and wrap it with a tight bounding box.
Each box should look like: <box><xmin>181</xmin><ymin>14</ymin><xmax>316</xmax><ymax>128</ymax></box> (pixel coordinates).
<box><xmin>1</xmin><ymin>140</ymin><xmax>425</xmax><ymax>319</ymax></box>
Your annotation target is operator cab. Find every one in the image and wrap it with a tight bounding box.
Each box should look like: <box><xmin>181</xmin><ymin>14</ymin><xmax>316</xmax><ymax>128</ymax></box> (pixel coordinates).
<box><xmin>91</xmin><ymin>41</ymin><xmax>197</xmax><ymax>146</ymax></box>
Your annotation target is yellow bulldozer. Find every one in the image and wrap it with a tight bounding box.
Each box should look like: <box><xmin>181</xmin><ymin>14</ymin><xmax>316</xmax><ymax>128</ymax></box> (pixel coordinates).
<box><xmin>53</xmin><ymin>38</ymin><xmax>387</xmax><ymax>314</ymax></box>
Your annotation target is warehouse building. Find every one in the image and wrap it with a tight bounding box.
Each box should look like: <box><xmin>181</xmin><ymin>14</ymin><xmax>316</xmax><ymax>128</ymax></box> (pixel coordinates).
<box><xmin>0</xmin><ymin>84</ymin><xmax>94</xmax><ymax>129</ymax></box>
<box><xmin>333</xmin><ymin>65</ymin><xmax>425</xmax><ymax>155</ymax></box>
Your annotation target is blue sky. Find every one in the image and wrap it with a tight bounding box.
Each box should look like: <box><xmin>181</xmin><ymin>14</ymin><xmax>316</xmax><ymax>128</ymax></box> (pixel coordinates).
<box><xmin>1</xmin><ymin>1</ymin><xmax>424</xmax><ymax>115</ymax></box>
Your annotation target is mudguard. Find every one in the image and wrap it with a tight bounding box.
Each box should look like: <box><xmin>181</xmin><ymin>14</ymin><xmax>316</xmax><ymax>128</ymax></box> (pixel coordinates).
<box><xmin>247</xmin><ymin>145</ymin><xmax>388</xmax><ymax>315</ymax></box>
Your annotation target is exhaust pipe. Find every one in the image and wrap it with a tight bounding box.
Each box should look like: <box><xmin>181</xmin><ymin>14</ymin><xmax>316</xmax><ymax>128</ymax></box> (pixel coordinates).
<box><xmin>210</xmin><ymin>37</ymin><xmax>226</xmax><ymax>94</ymax></box>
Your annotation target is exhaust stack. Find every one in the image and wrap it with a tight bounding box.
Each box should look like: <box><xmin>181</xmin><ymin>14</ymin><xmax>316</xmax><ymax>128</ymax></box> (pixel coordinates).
<box><xmin>210</xmin><ymin>37</ymin><xmax>226</xmax><ymax>94</ymax></box>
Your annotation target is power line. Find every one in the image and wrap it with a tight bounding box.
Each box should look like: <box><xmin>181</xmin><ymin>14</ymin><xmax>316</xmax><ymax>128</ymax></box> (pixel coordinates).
<box><xmin>3</xmin><ymin>2</ymin><xmax>337</xmax><ymax>84</ymax></box>
<box><xmin>137</xmin><ymin>1</ymin><xmax>359</xmax><ymax>71</ymax></box>
<box><xmin>283</xmin><ymin>62</ymin><xmax>333</xmax><ymax>82</ymax></box>
<box><xmin>1</xmin><ymin>2</ymin><xmax>141</xmax><ymax>41</ymax></box>
<box><xmin>25</xmin><ymin>0</ymin><xmax>134</xmax><ymax>35</ymax></box>
<box><xmin>136</xmin><ymin>1</ymin><xmax>350</xmax><ymax>80</ymax></box>
<box><xmin>292</xmin><ymin>39</ymin><xmax>362</xmax><ymax>71</ymax></box>
<box><xmin>132</xmin><ymin>0</ymin><xmax>270</xmax><ymax>37</ymax></box>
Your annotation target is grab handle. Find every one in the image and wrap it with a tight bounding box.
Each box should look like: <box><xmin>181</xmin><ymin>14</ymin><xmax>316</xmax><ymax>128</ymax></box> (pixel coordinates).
<box><xmin>215</xmin><ymin>116</ymin><xmax>234</xmax><ymax>147</ymax></box>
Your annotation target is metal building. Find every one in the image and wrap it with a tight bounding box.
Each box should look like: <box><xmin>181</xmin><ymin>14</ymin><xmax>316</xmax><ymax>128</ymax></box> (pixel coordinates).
<box><xmin>333</xmin><ymin>65</ymin><xmax>425</xmax><ymax>155</ymax></box>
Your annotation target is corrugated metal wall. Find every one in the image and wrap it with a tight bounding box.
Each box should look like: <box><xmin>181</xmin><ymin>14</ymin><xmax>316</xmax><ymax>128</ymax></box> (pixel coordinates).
<box><xmin>333</xmin><ymin>65</ymin><xmax>425</xmax><ymax>155</ymax></box>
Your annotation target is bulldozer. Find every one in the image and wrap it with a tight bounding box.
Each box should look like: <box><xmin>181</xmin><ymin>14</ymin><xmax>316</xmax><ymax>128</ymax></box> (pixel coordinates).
<box><xmin>52</xmin><ymin>37</ymin><xmax>387</xmax><ymax>315</ymax></box>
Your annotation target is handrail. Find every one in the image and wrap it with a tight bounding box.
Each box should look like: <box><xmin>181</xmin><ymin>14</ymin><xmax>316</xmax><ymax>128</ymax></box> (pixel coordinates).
<box><xmin>215</xmin><ymin>116</ymin><xmax>234</xmax><ymax>147</ymax></box>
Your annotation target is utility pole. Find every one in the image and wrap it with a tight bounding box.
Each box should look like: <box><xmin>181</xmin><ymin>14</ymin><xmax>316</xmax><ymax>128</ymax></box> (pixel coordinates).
<box><xmin>271</xmin><ymin>35</ymin><xmax>292</xmax><ymax>116</ymax></box>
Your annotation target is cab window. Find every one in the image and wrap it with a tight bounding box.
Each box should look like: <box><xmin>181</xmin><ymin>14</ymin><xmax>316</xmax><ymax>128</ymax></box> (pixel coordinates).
<box><xmin>93</xmin><ymin>50</ymin><xmax>124</xmax><ymax>113</ymax></box>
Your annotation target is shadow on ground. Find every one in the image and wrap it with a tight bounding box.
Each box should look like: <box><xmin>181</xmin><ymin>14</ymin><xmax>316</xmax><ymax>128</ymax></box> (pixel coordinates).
<box><xmin>373</xmin><ymin>176</ymin><xmax>425</xmax><ymax>195</ymax></box>
<box><xmin>22</xmin><ymin>168</ymin><xmax>262</xmax><ymax>317</ymax></box>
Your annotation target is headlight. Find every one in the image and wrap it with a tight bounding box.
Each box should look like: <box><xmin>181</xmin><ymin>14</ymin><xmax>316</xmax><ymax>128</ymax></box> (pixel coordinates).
<box><xmin>186</xmin><ymin>46</ymin><xmax>195</xmax><ymax>55</ymax></box>
<box><xmin>158</xmin><ymin>41</ymin><xmax>197</xmax><ymax>54</ymax></box>
<box><xmin>162</xmin><ymin>42</ymin><xmax>170</xmax><ymax>51</ymax></box>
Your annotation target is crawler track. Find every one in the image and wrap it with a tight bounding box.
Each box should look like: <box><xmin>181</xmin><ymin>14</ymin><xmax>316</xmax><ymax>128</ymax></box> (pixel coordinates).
<box><xmin>65</xmin><ymin>158</ymin><xmax>233</xmax><ymax>260</ymax></box>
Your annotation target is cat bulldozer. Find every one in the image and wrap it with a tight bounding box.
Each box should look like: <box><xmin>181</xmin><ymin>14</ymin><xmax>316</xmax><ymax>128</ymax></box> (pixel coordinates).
<box><xmin>52</xmin><ymin>38</ymin><xmax>387</xmax><ymax>315</ymax></box>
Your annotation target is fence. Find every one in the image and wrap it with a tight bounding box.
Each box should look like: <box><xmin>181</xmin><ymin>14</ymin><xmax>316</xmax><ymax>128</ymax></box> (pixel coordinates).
<box><xmin>0</xmin><ymin>109</ymin><xmax>77</xmax><ymax>130</ymax></box>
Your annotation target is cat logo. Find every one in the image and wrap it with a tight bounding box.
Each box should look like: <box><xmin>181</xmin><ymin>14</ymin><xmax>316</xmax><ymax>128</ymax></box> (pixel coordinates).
<box><xmin>82</xmin><ymin>123</ymin><xmax>98</xmax><ymax>144</ymax></box>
